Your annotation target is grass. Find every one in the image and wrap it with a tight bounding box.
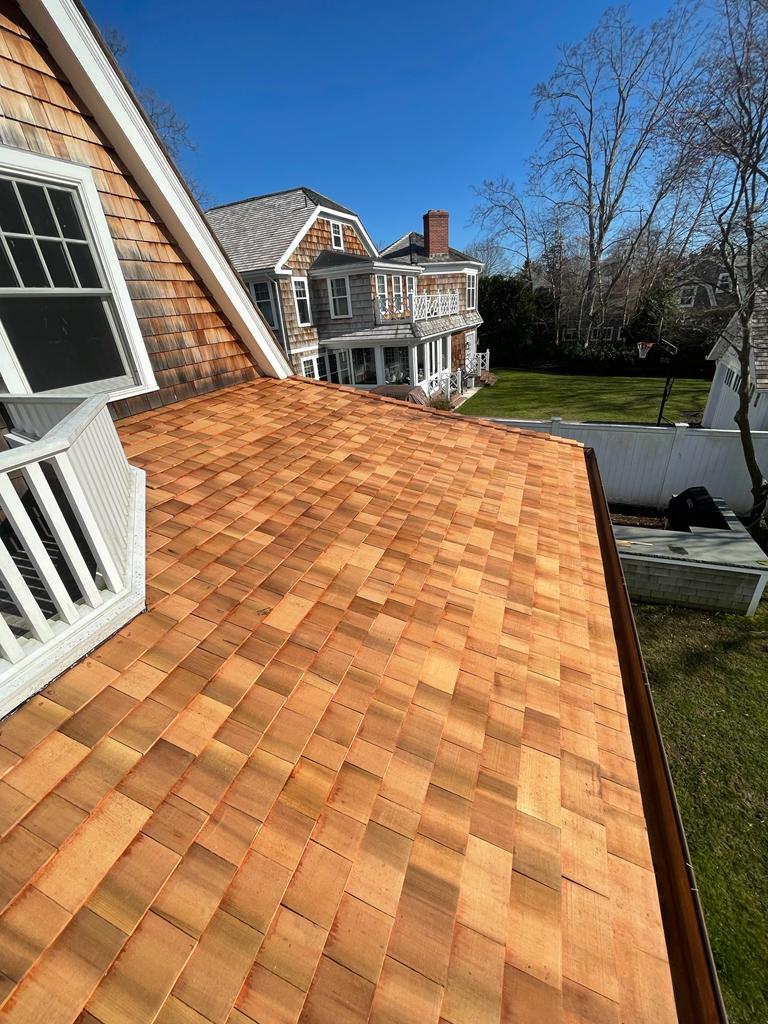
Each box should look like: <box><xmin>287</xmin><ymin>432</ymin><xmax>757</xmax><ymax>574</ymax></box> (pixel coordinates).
<box><xmin>458</xmin><ymin>369</ymin><xmax>711</xmax><ymax>423</ymax></box>
<box><xmin>633</xmin><ymin>602</ymin><xmax>768</xmax><ymax>1024</ymax></box>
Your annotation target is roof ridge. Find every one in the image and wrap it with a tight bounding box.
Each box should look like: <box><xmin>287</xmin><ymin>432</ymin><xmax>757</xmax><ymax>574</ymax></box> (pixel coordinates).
<box><xmin>206</xmin><ymin>186</ymin><xmax>310</xmax><ymax>212</ymax></box>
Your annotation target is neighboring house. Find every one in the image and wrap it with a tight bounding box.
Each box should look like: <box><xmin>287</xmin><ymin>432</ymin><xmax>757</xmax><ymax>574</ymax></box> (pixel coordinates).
<box><xmin>703</xmin><ymin>288</ymin><xmax>768</xmax><ymax>428</ymax></box>
<box><xmin>207</xmin><ymin>196</ymin><xmax>485</xmax><ymax>395</ymax></box>
<box><xmin>0</xmin><ymin>2</ymin><xmax>724</xmax><ymax>1023</ymax></box>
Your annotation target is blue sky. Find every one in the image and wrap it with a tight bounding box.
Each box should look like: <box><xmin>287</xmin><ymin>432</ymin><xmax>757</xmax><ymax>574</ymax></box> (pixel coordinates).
<box><xmin>88</xmin><ymin>0</ymin><xmax>672</xmax><ymax>251</ymax></box>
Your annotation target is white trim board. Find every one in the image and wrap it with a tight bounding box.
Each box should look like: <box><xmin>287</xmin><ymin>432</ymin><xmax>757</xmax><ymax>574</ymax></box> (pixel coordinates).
<box><xmin>20</xmin><ymin>0</ymin><xmax>291</xmax><ymax>380</ymax></box>
<box><xmin>278</xmin><ymin>206</ymin><xmax>379</xmax><ymax>272</ymax></box>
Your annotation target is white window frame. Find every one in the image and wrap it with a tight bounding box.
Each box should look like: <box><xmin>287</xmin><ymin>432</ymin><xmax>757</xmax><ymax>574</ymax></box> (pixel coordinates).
<box><xmin>292</xmin><ymin>276</ymin><xmax>312</xmax><ymax>326</ymax></box>
<box><xmin>716</xmin><ymin>272</ymin><xmax>731</xmax><ymax>293</ymax></box>
<box><xmin>0</xmin><ymin>148</ymin><xmax>156</xmax><ymax>400</ymax></box>
<box><xmin>680</xmin><ymin>285</ymin><xmax>696</xmax><ymax>308</ymax></box>
<box><xmin>562</xmin><ymin>327</ymin><xmax>577</xmax><ymax>342</ymax></box>
<box><xmin>330</xmin><ymin>221</ymin><xmax>344</xmax><ymax>251</ymax></box>
<box><xmin>250</xmin><ymin>280</ymin><xmax>276</xmax><ymax>328</ymax></box>
<box><xmin>466</xmin><ymin>272</ymin><xmax>477</xmax><ymax>310</ymax></box>
<box><xmin>301</xmin><ymin>357</ymin><xmax>317</xmax><ymax>379</ymax></box>
<box><xmin>376</xmin><ymin>273</ymin><xmax>387</xmax><ymax>314</ymax></box>
<box><xmin>328</xmin><ymin>276</ymin><xmax>352</xmax><ymax>319</ymax></box>
<box><xmin>392</xmin><ymin>275</ymin><xmax>403</xmax><ymax>313</ymax></box>
<box><xmin>601</xmin><ymin>326</ymin><xmax>614</xmax><ymax>342</ymax></box>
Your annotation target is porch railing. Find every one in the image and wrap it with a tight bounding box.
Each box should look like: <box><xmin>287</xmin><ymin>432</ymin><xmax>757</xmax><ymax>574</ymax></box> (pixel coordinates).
<box><xmin>0</xmin><ymin>394</ymin><xmax>145</xmax><ymax>716</ymax></box>
<box><xmin>465</xmin><ymin>349</ymin><xmax>491</xmax><ymax>374</ymax></box>
<box><xmin>376</xmin><ymin>296</ymin><xmax>412</xmax><ymax>322</ymax></box>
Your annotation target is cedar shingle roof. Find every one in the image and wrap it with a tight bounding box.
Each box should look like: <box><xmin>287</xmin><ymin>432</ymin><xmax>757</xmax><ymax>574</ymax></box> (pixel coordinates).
<box><xmin>206</xmin><ymin>188</ymin><xmax>357</xmax><ymax>274</ymax></box>
<box><xmin>0</xmin><ymin>378</ymin><xmax>678</xmax><ymax>1023</ymax></box>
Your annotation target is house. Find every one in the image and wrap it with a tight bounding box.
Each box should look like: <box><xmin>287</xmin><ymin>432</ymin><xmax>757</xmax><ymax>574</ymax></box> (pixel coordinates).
<box><xmin>207</xmin><ymin>194</ymin><xmax>486</xmax><ymax>397</ymax></box>
<box><xmin>703</xmin><ymin>288</ymin><xmax>768</xmax><ymax>428</ymax></box>
<box><xmin>0</xmin><ymin>1</ymin><xmax>726</xmax><ymax>1023</ymax></box>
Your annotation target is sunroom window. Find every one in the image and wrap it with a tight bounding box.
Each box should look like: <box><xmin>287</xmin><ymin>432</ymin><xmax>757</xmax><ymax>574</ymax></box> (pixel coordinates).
<box><xmin>0</xmin><ymin>171</ymin><xmax>145</xmax><ymax>395</ymax></box>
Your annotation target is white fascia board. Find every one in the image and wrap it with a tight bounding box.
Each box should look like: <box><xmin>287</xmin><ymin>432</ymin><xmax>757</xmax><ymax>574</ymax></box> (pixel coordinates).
<box><xmin>21</xmin><ymin>0</ymin><xmax>291</xmax><ymax>379</ymax></box>
<box><xmin>419</xmin><ymin>263</ymin><xmax>483</xmax><ymax>275</ymax></box>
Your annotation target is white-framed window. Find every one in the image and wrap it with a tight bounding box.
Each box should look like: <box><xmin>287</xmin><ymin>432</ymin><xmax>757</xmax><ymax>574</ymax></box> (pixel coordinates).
<box><xmin>466</xmin><ymin>272</ymin><xmax>477</xmax><ymax>309</ymax></box>
<box><xmin>679</xmin><ymin>285</ymin><xmax>697</xmax><ymax>307</ymax></box>
<box><xmin>0</xmin><ymin>149</ymin><xmax>155</xmax><ymax>398</ymax></box>
<box><xmin>301</xmin><ymin>357</ymin><xmax>317</xmax><ymax>379</ymax></box>
<box><xmin>616</xmin><ymin>325</ymin><xmax>624</xmax><ymax>341</ymax></box>
<box><xmin>602</xmin><ymin>326</ymin><xmax>614</xmax><ymax>341</ymax></box>
<box><xmin>330</xmin><ymin>221</ymin><xmax>344</xmax><ymax>250</ymax></box>
<box><xmin>716</xmin><ymin>272</ymin><xmax>731</xmax><ymax>293</ymax></box>
<box><xmin>407</xmin><ymin>275</ymin><xmax>415</xmax><ymax>310</ymax></box>
<box><xmin>376</xmin><ymin>274</ymin><xmax>387</xmax><ymax>314</ymax></box>
<box><xmin>562</xmin><ymin>326</ymin><xmax>577</xmax><ymax>343</ymax></box>
<box><xmin>292</xmin><ymin>276</ymin><xmax>312</xmax><ymax>326</ymax></box>
<box><xmin>590</xmin><ymin>326</ymin><xmax>601</xmax><ymax>342</ymax></box>
<box><xmin>250</xmin><ymin>280</ymin><xmax>276</xmax><ymax>328</ymax></box>
<box><xmin>392</xmin><ymin>275</ymin><xmax>403</xmax><ymax>313</ymax></box>
<box><xmin>328</xmin><ymin>277</ymin><xmax>351</xmax><ymax>318</ymax></box>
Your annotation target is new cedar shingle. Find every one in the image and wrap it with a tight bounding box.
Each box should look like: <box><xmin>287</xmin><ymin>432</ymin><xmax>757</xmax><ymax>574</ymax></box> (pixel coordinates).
<box><xmin>0</xmin><ymin>378</ymin><xmax>679</xmax><ymax>1023</ymax></box>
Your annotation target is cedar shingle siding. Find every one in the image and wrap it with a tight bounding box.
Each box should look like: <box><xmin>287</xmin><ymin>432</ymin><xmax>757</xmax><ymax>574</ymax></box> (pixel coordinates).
<box><xmin>0</xmin><ymin>0</ymin><xmax>261</xmax><ymax>418</ymax></box>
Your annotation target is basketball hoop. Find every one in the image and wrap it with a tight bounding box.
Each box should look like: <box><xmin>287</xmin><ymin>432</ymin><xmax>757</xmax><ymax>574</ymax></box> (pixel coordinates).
<box><xmin>637</xmin><ymin>341</ymin><xmax>655</xmax><ymax>360</ymax></box>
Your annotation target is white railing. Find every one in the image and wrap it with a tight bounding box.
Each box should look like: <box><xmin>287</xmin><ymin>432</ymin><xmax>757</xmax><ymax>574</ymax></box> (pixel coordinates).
<box><xmin>465</xmin><ymin>349</ymin><xmax>491</xmax><ymax>375</ymax></box>
<box><xmin>376</xmin><ymin>296</ymin><xmax>412</xmax><ymax>322</ymax></box>
<box><xmin>412</xmin><ymin>292</ymin><xmax>459</xmax><ymax>320</ymax></box>
<box><xmin>0</xmin><ymin>395</ymin><xmax>145</xmax><ymax>716</ymax></box>
<box><xmin>418</xmin><ymin>368</ymin><xmax>464</xmax><ymax>400</ymax></box>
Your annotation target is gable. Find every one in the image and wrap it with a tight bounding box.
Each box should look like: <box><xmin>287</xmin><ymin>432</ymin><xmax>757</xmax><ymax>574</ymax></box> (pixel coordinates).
<box><xmin>6</xmin><ymin>0</ymin><xmax>289</xmax><ymax>417</ymax></box>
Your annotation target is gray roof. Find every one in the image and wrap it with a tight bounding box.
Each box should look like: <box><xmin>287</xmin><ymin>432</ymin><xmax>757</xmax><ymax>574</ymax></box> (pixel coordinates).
<box><xmin>319</xmin><ymin>324</ymin><xmax>417</xmax><ymax>345</ymax></box>
<box><xmin>205</xmin><ymin>187</ymin><xmax>358</xmax><ymax>274</ymax></box>
<box><xmin>415</xmin><ymin>311</ymin><xmax>483</xmax><ymax>339</ymax></box>
<box><xmin>381</xmin><ymin>231</ymin><xmax>478</xmax><ymax>266</ymax></box>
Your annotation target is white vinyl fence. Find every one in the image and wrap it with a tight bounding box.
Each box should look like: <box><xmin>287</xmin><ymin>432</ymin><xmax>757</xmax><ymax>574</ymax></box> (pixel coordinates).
<box><xmin>490</xmin><ymin>417</ymin><xmax>768</xmax><ymax>513</ymax></box>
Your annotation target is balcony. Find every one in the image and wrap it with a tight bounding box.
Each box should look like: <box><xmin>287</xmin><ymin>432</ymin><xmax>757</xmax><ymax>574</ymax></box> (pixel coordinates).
<box><xmin>375</xmin><ymin>290</ymin><xmax>459</xmax><ymax>324</ymax></box>
<box><xmin>0</xmin><ymin>395</ymin><xmax>145</xmax><ymax>715</ymax></box>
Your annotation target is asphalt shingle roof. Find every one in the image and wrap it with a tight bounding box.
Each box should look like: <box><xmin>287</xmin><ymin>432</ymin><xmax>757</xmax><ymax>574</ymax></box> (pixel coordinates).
<box><xmin>381</xmin><ymin>231</ymin><xmax>477</xmax><ymax>266</ymax></box>
<box><xmin>206</xmin><ymin>188</ymin><xmax>358</xmax><ymax>274</ymax></box>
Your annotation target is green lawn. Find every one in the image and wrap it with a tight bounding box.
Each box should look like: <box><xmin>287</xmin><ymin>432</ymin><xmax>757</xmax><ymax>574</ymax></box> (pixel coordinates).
<box><xmin>459</xmin><ymin>369</ymin><xmax>711</xmax><ymax>423</ymax></box>
<box><xmin>634</xmin><ymin>602</ymin><xmax>768</xmax><ymax>1024</ymax></box>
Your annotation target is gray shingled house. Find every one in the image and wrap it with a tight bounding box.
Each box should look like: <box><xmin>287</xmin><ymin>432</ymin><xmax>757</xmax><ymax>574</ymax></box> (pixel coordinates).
<box><xmin>206</xmin><ymin>189</ymin><xmax>485</xmax><ymax>395</ymax></box>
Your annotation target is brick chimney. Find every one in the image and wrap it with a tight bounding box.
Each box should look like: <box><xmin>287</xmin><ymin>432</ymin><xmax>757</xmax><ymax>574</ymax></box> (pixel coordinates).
<box><xmin>423</xmin><ymin>209</ymin><xmax>449</xmax><ymax>257</ymax></box>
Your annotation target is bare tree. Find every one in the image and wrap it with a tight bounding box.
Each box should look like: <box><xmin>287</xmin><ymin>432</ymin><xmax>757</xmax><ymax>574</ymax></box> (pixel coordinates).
<box><xmin>465</xmin><ymin>236</ymin><xmax>512</xmax><ymax>276</ymax></box>
<box><xmin>687</xmin><ymin>0</ymin><xmax>768</xmax><ymax>526</ymax></box>
<box><xmin>530</xmin><ymin>4</ymin><xmax>702</xmax><ymax>341</ymax></box>
<box><xmin>473</xmin><ymin>179</ymin><xmax>536</xmax><ymax>287</ymax></box>
<box><xmin>102</xmin><ymin>27</ymin><xmax>213</xmax><ymax>206</ymax></box>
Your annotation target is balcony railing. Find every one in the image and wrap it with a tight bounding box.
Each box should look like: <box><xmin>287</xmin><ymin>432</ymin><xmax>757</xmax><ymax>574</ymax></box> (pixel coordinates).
<box><xmin>413</xmin><ymin>291</ymin><xmax>459</xmax><ymax>320</ymax></box>
<box><xmin>0</xmin><ymin>394</ymin><xmax>145</xmax><ymax>716</ymax></box>
<box><xmin>376</xmin><ymin>291</ymin><xmax>460</xmax><ymax>323</ymax></box>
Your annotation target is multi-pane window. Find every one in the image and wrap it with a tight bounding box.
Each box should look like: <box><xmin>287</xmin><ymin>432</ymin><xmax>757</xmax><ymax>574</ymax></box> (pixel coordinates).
<box><xmin>392</xmin><ymin>276</ymin><xmax>403</xmax><ymax>313</ymax></box>
<box><xmin>292</xmin><ymin>277</ymin><xmax>312</xmax><ymax>325</ymax></box>
<box><xmin>251</xmin><ymin>281</ymin><xmax>276</xmax><ymax>327</ymax></box>
<box><xmin>351</xmin><ymin>347</ymin><xmax>376</xmax><ymax>385</ymax></box>
<box><xmin>331</xmin><ymin>222</ymin><xmax>344</xmax><ymax>250</ymax></box>
<box><xmin>301</xmin><ymin>358</ymin><xmax>317</xmax><ymax>378</ymax></box>
<box><xmin>329</xmin><ymin>277</ymin><xmax>351</xmax><ymax>318</ymax></box>
<box><xmin>466</xmin><ymin>272</ymin><xmax>477</xmax><ymax>310</ymax></box>
<box><xmin>679</xmin><ymin>285</ymin><xmax>696</xmax><ymax>307</ymax></box>
<box><xmin>384</xmin><ymin>346</ymin><xmax>410</xmax><ymax>383</ymax></box>
<box><xmin>407</xmin><ymin>275</ymin><xmax>415</xmax><ymax>310</ymax></box>
<box><xmin>376</xmin><ymin>274</ymin><xmax>387</xmax><ymax>314</ymax></box>
<box><xmin>0</xmin><ymin>175</ymin><xmax>137</xmax><ymax>393</ymax></box>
